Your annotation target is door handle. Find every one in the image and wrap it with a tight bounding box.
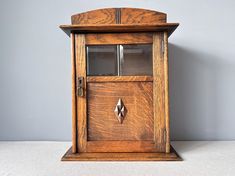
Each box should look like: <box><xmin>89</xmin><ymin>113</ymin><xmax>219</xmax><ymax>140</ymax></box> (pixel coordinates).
<box><xmin>77</xmin><ymin>77</ymin><xmax>84</xmax><ymax>97</ymax></box>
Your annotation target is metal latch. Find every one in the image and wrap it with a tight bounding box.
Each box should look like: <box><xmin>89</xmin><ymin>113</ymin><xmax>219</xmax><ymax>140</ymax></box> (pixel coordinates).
<box><xmin>77</xmin><ymin>77</ymin><xmax>84</xmax><ymax>97</ymax></box>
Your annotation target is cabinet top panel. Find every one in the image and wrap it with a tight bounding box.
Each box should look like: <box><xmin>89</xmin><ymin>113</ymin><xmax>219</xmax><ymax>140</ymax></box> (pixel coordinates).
<box><xmin>60</xmin><ymin>8</ymin><xmax>179</xmax><ymax>37</ymax></box>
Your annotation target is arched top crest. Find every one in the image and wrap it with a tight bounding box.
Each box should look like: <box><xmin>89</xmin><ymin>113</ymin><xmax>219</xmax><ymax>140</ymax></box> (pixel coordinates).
<box><xmin>60</xmin><ymin>8</ymin><xmax>179</xmax><ymax>36</ymax></box>
<box><xmin>71</xmin><ymin>8</ymin><xmax>167</xmax><ymax>25</ymax></box>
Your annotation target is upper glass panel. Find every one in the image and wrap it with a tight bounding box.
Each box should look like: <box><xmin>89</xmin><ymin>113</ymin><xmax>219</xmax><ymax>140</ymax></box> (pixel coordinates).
<box><xmin>120</xmin><ymin>44</ymin><xmax>152</xmax><ymax>76</ymax></box>
<box><xmin>86</xmin><ymin>44</ymin><xmax>152</xmax><ymax>76</ymax></box>
<box><xmin>86</xmin><ymin>45</ymin><xmax>117</xmax><ymax>76</ymax></box>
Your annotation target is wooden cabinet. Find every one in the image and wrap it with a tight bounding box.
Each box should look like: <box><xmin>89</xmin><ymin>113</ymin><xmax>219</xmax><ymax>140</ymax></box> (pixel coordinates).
<box><xmin>60</xmin><ymin>8</ymin><xmax>181</xmax><ymax>161</ymax></box>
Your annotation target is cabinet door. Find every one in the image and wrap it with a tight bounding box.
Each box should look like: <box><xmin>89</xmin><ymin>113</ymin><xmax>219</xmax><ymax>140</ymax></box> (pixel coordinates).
<box><xmin>74</xmin><ymin>32</ymin><xmax>168</xmax><ymax>153</ymax></box>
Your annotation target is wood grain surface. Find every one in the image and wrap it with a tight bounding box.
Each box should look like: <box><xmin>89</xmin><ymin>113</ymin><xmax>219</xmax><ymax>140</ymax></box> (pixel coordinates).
<box><xmin>60</xmin><ymin>23</ymin><xmax>179</xmax><ymax>37</ymax></box>
<box><xmin>61</xmin><ymin>8</ymin><xmax>178</xmax><ymax>36</ymax></box>
<box><xmin>61</xmin><ymin>7</ymin><xmax>179</xmax><ymax>160</ymax></box>
<box><xmin>72</xmin><ymin>8</ymin><xmax>116</xmax><ymax>25</ymax></box>
<box><xmin>87</xmin><ymin>82</ymin><xmax>154</xmax><ymax>141</ymax></box>
<box><xmin>153</xmin><ymin>32</ymin><xmax>166</xmax><ymax>152</ymax></box>
<box><xmin>87</xmin><ymin>76</ymin><xmax>153</xmax><ymax>82</ymax></box>
<box><xmin>61</xmin><ymin>146</ymin><xmax>182</xmax><ymax>161</ymax></box>
<box><xmin>71</xmin><ymin>33</ymin><xmax>77</xmax><ymax>153</ymax></box>
<box><xmin>75</xmin><ymin>34</ymin><xmax>87</xmax><ymax>152</ymax></box>
<box><xmin>121</xmin><ymin>8</ymin><xmax>166</xmax><ymax>24</ymax></box>
<box><xmin>163</xmin><ymin>31</ymin><xmax>170</xmax><ymax>153</ymax></box>
<box><xmin>71</xmin><ymin>8</ymin><xmax>166</xmax><ymax>25</ymax></box>
<box><xmin>86</xmin><ymin>141</ymin><xmax>162</xmax><ymax>153</ymax></box>
<box><xmin>85</xmin><ymin>33</ymin><xmax>153</xmax><ymax>45</ymax></box>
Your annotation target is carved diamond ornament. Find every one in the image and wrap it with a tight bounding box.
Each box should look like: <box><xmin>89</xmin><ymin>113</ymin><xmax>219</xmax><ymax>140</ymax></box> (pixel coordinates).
<box><xmin>114</xmin><ymin>98</ymin><xmax>126</xmax><ymax>124</ymax></box>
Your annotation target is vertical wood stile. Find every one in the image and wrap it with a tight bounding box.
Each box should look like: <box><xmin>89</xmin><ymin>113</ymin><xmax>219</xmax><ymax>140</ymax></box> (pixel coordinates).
<box><xmin>75</xmin><ymin>34</ymin><xmax>87</xmax><ymax>152</ymax></box>
<box><xmin>153</xmin><ymin>32</ymin><xmax>166</xmax><ymax>152</ymax></box>
<box><xmin>164</xmin><ymin>31</ymin><xmax>170</xmax><ymax>153</ymax></box>
<box><xmin>71</xmin><ymin>33</ymin><xmax>77</xmax><ymax>153</ymax></box>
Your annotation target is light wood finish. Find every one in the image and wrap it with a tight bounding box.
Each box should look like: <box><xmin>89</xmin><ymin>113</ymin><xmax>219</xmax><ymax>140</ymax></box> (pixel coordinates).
<box><xmin>164</xmin><ymin>31</ymin><xmax>170</xmax><ymax>153</ymax></box>
<box><xmin>86</xmin><ymin>141</ymin><xmax>161</xmax><ymax>153</ymax></box>
<box><xmin>60</xmin><ymin>23</ymin><xmax>179</xmax><ymax>37</ymax></box>
<box><xmin>85</xmin><ymin>33</ymin><xmax>153</xmax><ymax>45</ymax></box>
<box><xmin>75</xmin><ymin>34</ymin><xmax>87</xmax><ymax>152</ymax></box>
<box><xmin>71</xmin><ymin>33</ymin><xmax>77</xmax><ymax>153</ymax></box>
<box><xmin>153</xmin><ymin>32</ymin><xmax>166</xmax><ymax>152</ymax></box>
<box><xmin>87</xmin><ymin>82</ymin><xmax>153</xmax><ymax>142</ymax></box>
<box><xmin>121</xmin><ymin>8</ymin><xmax>166</xmax><ymax>24</ymax></box>
<box><xmin>87</xmin><ymin>76</ymin><xmax>153</xmax><ymax>82</ymax></box>
<box><xmin>62</xmin><ymin>146</ymin><xmax>181</xmax><ymax>161</ymax></box>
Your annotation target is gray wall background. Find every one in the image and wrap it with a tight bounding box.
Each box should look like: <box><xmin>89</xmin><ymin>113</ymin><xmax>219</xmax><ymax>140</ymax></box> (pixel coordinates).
<box><xmin>0</xmin><ymin>0</ymin><xmax>235</xmax><ymax>141</ymax></box>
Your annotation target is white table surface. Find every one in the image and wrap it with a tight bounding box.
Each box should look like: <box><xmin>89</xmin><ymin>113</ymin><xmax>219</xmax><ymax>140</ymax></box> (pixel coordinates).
<box><xmin>0</xmin><ymin>141</ymin><xmax>234</xmax><ymax>176</ymax></box>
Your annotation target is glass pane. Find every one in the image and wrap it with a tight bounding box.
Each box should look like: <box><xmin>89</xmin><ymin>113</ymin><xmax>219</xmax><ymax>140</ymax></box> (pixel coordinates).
<box><xmin>120</xmin><ymin>44</ymin><xmax>153</xmax><ymax>76</ymax></box>
<box><xmin>87</xmin><ymin>45</ymin><xmax>117</xmax><ymax>76</ymax></box>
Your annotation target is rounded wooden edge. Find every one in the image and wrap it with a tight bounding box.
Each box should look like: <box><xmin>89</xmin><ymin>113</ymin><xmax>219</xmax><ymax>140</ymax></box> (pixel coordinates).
<box><xmin>71</xmin><ymin>7</ymin><xmax>166</xmax><ymax>25</ymax></box>
<box><xmin>61</xmin><ymin>145</ymin><xmax>182</xmax><ymax>161</ymax></box>
<box><xmin>59</xmin><ymin>23</ymin><xmax>179</xmax><ymax>37</ymax></box>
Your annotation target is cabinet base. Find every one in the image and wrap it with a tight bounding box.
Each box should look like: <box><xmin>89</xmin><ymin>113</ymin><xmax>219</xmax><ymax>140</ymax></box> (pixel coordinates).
<box><xmin>61</xmin><ymin>145</ymin><xmax>182</xmax><ymax>161</ymax></box>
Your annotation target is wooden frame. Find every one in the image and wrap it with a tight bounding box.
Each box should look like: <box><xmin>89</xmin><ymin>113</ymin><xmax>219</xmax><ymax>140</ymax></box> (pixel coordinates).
<box><xmin>62</xmin><ymin>146</ymin><xmax>181</xmax><ymax>161</ymax></box>
<box><xmin>71</xmin><ymin>33</ymin><xmax>77</xmax><ymax>153</ymax></box>
<box><xmin>60</xmin><ymin>8</ymin><xmax>180</xmax><ymax>161</ymax></box>
<box><xmin>85</xmin><ymin>33</ymin><xmax>153</xmax><ymax>45</ymax></box>
<box><xmin>87</xmin><ymin>76</ymin><xmax>153</xmax><ymax>82</ymax></box>
<box><xmin>60</xmin><ymin>23</ymin><xmax>179</xmax><ymax>36</ymax></box>
<box><xmin>164</xmin><ymin>31</ymin><xmax>171</xmax><ymax>153</ymax></box>
<box><xmin>75</xmin><ymin>34</ymin><xmax>87</xmax><ymax>153</ymax></box>
<box><xmin>86</xmin><ymin>34</ymin><xmax>152</xmax><ymax>153</ymax></box>
<box><xmin>152</xmin><ymin>32</ymin><xmax>166</xmax><ymax>152</ymax></box>
<box><xmin>60</xmin><ymin>8</ymin><xmax>179</xmax><ymax>36</ymax></box>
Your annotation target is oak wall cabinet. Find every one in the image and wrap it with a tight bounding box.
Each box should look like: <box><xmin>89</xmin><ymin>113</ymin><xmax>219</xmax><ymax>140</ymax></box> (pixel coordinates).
<box><xmin>60</xmin><ymin>8</ymin><xmax>180</xmax><ymax>161</ymax></box>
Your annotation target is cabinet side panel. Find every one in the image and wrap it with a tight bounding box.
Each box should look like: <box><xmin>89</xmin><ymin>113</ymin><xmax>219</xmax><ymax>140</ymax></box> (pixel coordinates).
<box><xmin>75</xmin><ymin>34</ymin><xmax>87</xmax><ymax>152</ymax></box>
<box><xmin>153</xmin><ymin>32</ymin><xmax>166</xmax><ymax>152</ymax></box>
<box><xmin>71</xmin><ymin>33</ymin><xmax>77</xmax><ymax>153</ymax></box>
<box><xmin>164</xmin><ymin>31</ymin><xmax>170</xmax><ymax>153</ymax></box>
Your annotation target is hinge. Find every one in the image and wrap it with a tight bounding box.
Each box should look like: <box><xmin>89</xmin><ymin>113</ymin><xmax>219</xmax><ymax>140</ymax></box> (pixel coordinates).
<box><xmin>76</xmin><ymin>77</ymin><xmax>84</xmax><ymax>97</ymax></box>
<box><xmin>161</xmin><ymin>39</ymin><xmax>164</xmax><ymax>54</ymax></box>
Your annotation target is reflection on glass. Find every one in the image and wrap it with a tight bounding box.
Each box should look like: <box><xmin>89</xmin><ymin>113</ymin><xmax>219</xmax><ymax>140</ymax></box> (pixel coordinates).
<box><xmin>86</xmin><ymin>46</ymin><xmax>117</xmax><ymax>76</ymax></box>
<box><xmin>120</xmin><ymin>44</ymin><xmax>152</xmax><ymax>76</ymax></box>
<box><xmin>86</xmin><ymin>44</ymin><xmax>153</xmax><ymax>76</ymax></box>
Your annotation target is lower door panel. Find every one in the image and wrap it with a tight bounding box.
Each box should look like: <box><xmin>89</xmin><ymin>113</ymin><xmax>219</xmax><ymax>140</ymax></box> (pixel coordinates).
<box><xmin>87</xmin><ymin>81</ymin><xmax>158</xmax><ymax>152</ymax></box>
